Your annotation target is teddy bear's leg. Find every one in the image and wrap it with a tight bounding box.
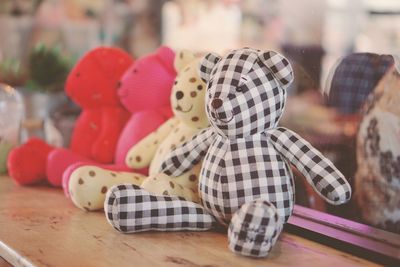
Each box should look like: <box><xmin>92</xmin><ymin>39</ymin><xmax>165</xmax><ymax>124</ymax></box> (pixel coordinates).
<box><xmin>7</xmin><ymin>138</ymin><xmax>54</xmax><ymax>185</ymax></box>
<box><xmin>105</xmin><ymin>183</ymin><xmax>215</xmax><ymax>233</ymax></box>
<box><xmin>140</xmin><ymin>173</ymin><xmax>200</xmax><ymax>203</ymax></box>
<box><xmin>46</xmin><ymin>148</ymin><xmax>95</xmax><ymax>187</ymax></box>
<box><xmin>227</xmin><ymin>199</ymin><xmax>283</xmax><ymax>258</ymax></box>
<box><xmin>69</xmin><ymin>166</ymin><xmax>146</xmax><ymax>211</ymax></box>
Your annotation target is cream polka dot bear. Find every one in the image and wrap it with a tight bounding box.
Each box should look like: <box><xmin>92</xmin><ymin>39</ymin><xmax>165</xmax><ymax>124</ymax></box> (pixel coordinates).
<box><xmin>68</xmin><ymin>50</ymin><xmax>208</xmax><ymax>210</ymax></box>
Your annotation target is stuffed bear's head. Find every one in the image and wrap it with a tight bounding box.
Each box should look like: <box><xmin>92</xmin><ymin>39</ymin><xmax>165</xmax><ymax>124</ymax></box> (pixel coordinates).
<box><xmin>199</xmin><ymin>48</ymin><xmax>294</xmax><ymax>137</ymax></box>
<box><xmin>170</xmin><ymin>50</ymin><xmax>208</xmax><ymax>129</ymax></box>
<box><xmin>118</xmin><ymin>46</ymin><xmax>176</xmax><ymax>113</ymax></box>
<box><xmin>66</xmin><ymin>47</ymin><xmax>133</xmax><ymax>109</ymax></box>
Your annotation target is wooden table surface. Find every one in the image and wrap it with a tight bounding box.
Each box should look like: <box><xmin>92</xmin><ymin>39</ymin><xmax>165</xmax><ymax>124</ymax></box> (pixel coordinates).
<box><xmin>0</xmin><ymin>176</ymin><xmax>376</xmax><ymax>267</ymax></box>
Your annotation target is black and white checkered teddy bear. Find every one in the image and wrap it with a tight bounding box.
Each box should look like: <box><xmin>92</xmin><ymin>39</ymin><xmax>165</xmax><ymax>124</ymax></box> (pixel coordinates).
<box><xmin>104</xmin><ymin>48</ymin><xmax>352</xmax><ymax>257</ymax></box>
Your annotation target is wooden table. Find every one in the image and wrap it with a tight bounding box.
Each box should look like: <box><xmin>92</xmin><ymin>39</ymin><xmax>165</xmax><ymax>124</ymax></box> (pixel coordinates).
<box><xmin>0</xmin><ymin>176</ymin><xmax>376</xmax><ymax>267</ymax></box>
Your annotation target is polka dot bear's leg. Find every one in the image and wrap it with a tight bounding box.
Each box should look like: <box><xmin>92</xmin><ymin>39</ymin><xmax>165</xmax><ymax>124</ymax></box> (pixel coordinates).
<box><xmin>69</xmin><ymin>166</ymin><xmax>145</xmax><ymax>211</ymax></box>
<box><xmin>104</xmin><ymin>183</ymin><xmax>215</xmax><ymax>233</ymax></box>
<box><xmin>141</xmin><ymin>173</ymin><xmax>200</xmax><ymax>203</ymax></box>
<box><xmin>227</xmin><ymin>199</ymin><xmax>283</xmax><ymax>258</ymax></box>
<box><xmin>166</xmin><ymin>163</ymin><xmax>201</xmax><ymax>192</ymax></box>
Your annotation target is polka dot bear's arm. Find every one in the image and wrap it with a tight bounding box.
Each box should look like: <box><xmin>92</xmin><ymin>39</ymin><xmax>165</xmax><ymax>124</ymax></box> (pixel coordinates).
<box><xmin>267</xmin><ymin>127</ymin><xmax>352</xmax><ymax>205</ymax></box>
<box><xmin>159</xmin><ymin>127</ymin><xmax>216</xmax><ymax>177</ymax></box>
<box><xmin>126</xmin><ymin>117</ymin><xmax>180</xmax><ymax>169</ymax></box>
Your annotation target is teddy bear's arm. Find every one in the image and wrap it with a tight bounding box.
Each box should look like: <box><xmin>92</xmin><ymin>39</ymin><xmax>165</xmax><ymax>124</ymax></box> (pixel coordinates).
<box><xmin>159</xmin><ymin>127</ymin><xmax>215</xmax><ymax>176</ymax></box>
<box><xmin>267</xmin><ymin>127</ymin><xmax>352</xmax><ymax>205</ymax></box>
<box><xmin>125</xmin><ymin>117</ymin><xmax>180</xmax><ymax>169</ymax></box>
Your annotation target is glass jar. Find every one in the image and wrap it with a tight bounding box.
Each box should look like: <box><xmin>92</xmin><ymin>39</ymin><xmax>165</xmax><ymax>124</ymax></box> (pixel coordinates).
<box><xmin>0</xmin><ymin>83</ymin><xmax>24</xmax><ymax>174</ymax></box>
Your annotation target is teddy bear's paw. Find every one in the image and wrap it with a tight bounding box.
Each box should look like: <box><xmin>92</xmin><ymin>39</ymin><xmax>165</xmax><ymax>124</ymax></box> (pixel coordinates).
<box><xmin>227</xmin><ymin>199</ymin><xmax>283</xmax><ymax>257</ymax></box>
<box><xmin>69</xmin><ymin>166</ymin><xmax>145</xmax><ymax>211</ymax></box>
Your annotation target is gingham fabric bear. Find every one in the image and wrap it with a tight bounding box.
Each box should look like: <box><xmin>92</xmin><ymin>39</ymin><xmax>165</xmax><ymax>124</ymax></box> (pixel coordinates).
<box><xmin>105</xmin><ymin>48</ymin><xmax>352</xmax><ymax>257</ymax></box>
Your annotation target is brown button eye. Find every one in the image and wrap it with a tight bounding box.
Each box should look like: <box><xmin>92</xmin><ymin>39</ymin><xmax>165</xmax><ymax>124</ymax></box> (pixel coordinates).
<box><xmin>176</xmin><ymin>91</ymin><xmax>184</xmax><ymax>100</ymax></box>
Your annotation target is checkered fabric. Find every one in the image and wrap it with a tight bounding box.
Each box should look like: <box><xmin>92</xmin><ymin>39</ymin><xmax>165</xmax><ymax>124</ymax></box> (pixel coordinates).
<box><xmin>326</xmin><ymin>53</ymin><xmax>394</xmax><ymax>114</ymax></box>
<box><xmin>228</xmin><ymin>199</ymin><xmax>283</xmax><ymax>257</ymax></box>
<box><xmin>105</xmin><ymin>48</ymin><xmax>352</xmax><ymax>258</ymax></box>
<box><xmin>161</xmin><ymin>127</ymin><xmax>216</xmax><ymax>177</ymax></box>
<box><xmin>105</xmin><ymin>183</ymin><xmax>215</xmax><ymax>232</ymax></box>
<box><xmin>201</xmin><ymin>48</ymin><xmax>292</xmax><ymax>138</ymax></box>
<box><xmin>268</xmin><ymin>127</ymin><xmax>352</xmax><ymax>204</ymax></box>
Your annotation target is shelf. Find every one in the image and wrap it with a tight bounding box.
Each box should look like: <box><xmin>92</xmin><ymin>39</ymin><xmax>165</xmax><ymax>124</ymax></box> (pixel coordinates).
<box><xmin>0</xmin><ymin>176</ymin><xmax>374</xmax><ymax>267</ymax></box>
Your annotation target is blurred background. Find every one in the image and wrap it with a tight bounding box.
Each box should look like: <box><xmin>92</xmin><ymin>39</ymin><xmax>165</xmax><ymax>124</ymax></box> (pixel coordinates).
<box><xmin>0</xmin><ymin>0</ymin><xmax>399</xmax><ymax>234</ymax></box>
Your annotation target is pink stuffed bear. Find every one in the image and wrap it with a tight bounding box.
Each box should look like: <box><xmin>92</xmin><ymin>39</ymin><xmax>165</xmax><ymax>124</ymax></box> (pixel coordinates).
<box><xmin>61</xmin><ymin>46</ymin><xmax>176</xmax><ymax>198</ymax></box>
<box><xmin>8</xmin><ymin>47</ymin><xmax>133</xmax><ymax>186</ymax></box>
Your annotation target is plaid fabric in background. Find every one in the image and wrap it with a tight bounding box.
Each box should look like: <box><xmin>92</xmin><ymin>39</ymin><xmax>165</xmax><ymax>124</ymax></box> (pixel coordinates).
<box><xmin>326</xmin><ymin>53</ymin><xmax>394</xmax><ymax>114</ymax></box>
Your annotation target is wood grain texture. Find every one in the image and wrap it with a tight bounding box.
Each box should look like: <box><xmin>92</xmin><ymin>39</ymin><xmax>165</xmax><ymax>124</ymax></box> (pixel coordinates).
<box><xmin>0</xmin><ymin>176</ymin><xmax>376</xmax><ymax>267</ymax></box>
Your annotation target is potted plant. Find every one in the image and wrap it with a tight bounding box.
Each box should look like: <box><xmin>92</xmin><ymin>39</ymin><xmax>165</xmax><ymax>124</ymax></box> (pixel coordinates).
<box><xmin>21</xmin><ymin>44</ymin><xmax>74</xmax><ymax>141</ymax></box>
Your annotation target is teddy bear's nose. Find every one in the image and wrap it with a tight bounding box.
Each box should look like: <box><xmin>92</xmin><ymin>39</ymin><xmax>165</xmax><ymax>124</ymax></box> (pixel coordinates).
<box><xmin>211</xmin><ymin>98</ymin><xmax>223</xmax><ymax>109</ymax></box>
<box><xmin>176</xmin><ymin>91</ymin><xmax>184</xmax><ymax>100</ymax></box>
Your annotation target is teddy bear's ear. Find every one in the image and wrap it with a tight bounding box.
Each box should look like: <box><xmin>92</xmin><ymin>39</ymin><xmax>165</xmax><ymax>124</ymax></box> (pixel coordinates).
<box><xmin>174</xmin><ymin>50</ymin><xmax>196</xmax><ymax>73</ymax></box>
<box><xmin>258</xmin><ymin>51</ymin><xmax>293</xmax><ymax>89</ymax></box>
<box><xmin>155</xmin><ymin>46</ymin><xmax>177</xmax><ymax>75</ymax></box>
<box><xmin>199</xmin><ymin>52</ymin><xmax>221</xmax><ymax>83</ymax></box>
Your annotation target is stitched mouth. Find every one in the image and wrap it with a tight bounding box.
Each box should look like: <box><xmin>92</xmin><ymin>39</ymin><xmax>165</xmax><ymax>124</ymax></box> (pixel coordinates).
<box><xmin>213</xmin><ymin>110</ymin><xmax>235</xmax><ymax>123</ymax></box>
<box><xmin>175</xmin><ymin>104</ymin><xmax>193</xmax><ymax>113</ymax></box>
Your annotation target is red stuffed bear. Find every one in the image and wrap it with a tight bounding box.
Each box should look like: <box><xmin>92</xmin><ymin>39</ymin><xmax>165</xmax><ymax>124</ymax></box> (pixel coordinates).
<box><xmin>62</xmin><ymin>46</ymin><xmax>176</xmax><ymax>197</ymax></box>
<box><xmin>8</xmin><ymin>47</ymin><xmax>133</xmax><ymax>186</ymax></box>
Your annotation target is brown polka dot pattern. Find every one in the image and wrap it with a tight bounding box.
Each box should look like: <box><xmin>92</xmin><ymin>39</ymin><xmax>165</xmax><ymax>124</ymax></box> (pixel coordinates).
<box><xmin>192</xmin><ymin>116</ymin><xmax>199</xmax><ymax>122</ymax></box>
<box><xmin>136</xmin><ymin>156</ymin><xmax>141</xmax><ymax>162</ymax></box>
<box><xmin>197</xmin><ymin>85</ymin><xmax>203</xmax><ymax>90</ymax></box>
<box><xmin>189</xmin><ymin>77</ymin><xmax>196</xmax><ymax>83</ymax></box>
<box><xmin>180</xmin><ymin>136</ymin><xmax>185</xmax><ymax>142</ymax></box>
<box><xmin>169</xmin><ymin>181</ymin><xmax>175</xmax><ymax>189</ymax></box>
<box><xmin>163</xmin><ymin>190</ymin><xmax>169</xmax><ymax>195</ymax></box>
<box><xmin>190</xmin><ymin>91</ymin><xmax>197</xmax><ymax>97</ymax></box>
<box><xmin>189</xmin><ymin>174</ymin><xmax>197</xmax><ymax>182</ymax></box>
<box><xmin>89</xmin><ymin>170</ymin><xmax>96</xmax><ymax>177</ymax></box>
<box><xmin>78</xmin><ymin>178</ymin><xmax>84</xmax><ymax>185</ymax></box>
<box><xmin>101</xmin><ymin>186</ymin><xmax>108</xmax><ymax>194</ymax></box>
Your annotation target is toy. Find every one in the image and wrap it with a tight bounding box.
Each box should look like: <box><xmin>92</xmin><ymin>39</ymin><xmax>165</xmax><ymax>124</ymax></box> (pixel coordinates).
<box><xmin>326</xmin><ymin>53</ymin><xmax>394</xmax><ymax>114</ymax></box>
<box><xmin>104</xmin><ymin>48</ymin><xmax>352</xmax><ymax>257</ymax></box>
<box><xmin>62</xmin><ymin>46</ymin><xmax>177</xmax><ymax>208</ymax></box>
<box><xmin>355</xmin><ymin>63</ymin><xmax>400</xmax><ymax>233</ymax></box>
<box><xmin>52</xmin><ymin>46</ymin><xmax>176</xmax><ymax>190</ymax></box>
<box><xmin>67</xmin><ymin>50</ymin><xmax>208</xmax><ymax>211</ymax></box>
<box><xmin>8</xmin><ymin>47</ymin><xmax>133</xmax><ymax>186</ymax></box>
